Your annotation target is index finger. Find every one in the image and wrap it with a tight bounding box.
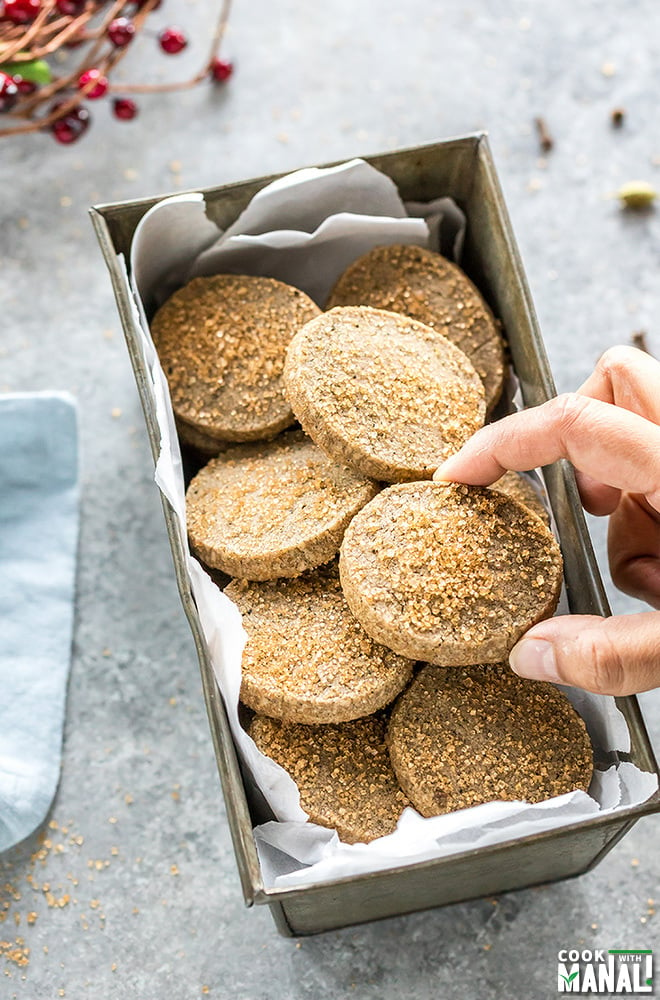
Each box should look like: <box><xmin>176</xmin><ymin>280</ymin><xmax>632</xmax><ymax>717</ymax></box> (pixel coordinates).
<box><xmin>435</xmin><ymin>392</ymin><xmax>660</xmax><ymax>512</ymax></box>
<box><xmin>577</xmin><ymin>345</ymin><xmax>660</xmax><ymax>424</ymax></box>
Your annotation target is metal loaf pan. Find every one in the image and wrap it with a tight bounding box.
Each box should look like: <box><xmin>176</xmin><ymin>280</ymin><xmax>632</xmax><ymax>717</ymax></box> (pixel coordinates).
<box><xmin>91</xmin><ymin>133</ymin><xmax>660</xmax><ymax>936</ymax></box>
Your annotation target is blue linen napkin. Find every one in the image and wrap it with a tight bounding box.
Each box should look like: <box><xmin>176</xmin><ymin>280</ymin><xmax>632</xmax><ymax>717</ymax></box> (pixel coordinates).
<box><xmin>0</xmin><ymin>392</ymin><xmax>79</xmax><ymax>852</ymax></box>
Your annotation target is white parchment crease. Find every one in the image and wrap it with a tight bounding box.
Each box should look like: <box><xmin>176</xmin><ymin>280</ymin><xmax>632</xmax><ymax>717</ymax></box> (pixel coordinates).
<box><xmin>122</xmin><ymin>159</ymin><xmax>658</xmax><ymax>889</ymax></box>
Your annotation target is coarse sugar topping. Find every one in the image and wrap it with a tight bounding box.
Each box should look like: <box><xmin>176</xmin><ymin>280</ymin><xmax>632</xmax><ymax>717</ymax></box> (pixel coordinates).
<box><xmin>151</xmin><ymin>274</ymin><xmax>320</xmax><ymax>438</ymax></box>
<box><xmin>228</xmin><ymin>562</ymin><xmax>412</xmax><ymax>723</ymax></box>
<box><xmin>186</xmin><ymin>431</ymin><xmax>378</xmax><ymax>577</ymax></box>
<box><xmin>387</xmin><ymin>664</ymin><xmax>593</xmax><ymax>816</ymax></box>
<box><xmin>326</xmin><ymin>245</ymin><xmax>505</xmax><ymax>410</ymax></box>
<box><xmin>341</xmin><ymin>481</ymin><xmax>563</xmax><ymax>647</ymax></box>
<box><xmin>490</xmin><ymin>469</ymin><xmax>550</xmax><ymax>524</ymax></box>
<box><xmin>250</xmin><ymin>712</ymin><xmax>409</xmax><ymax>842</ymax></box>
<box><xmin>284</xmin><ymin>306</ymin><xmax>486</xmax><ymax>480</ymax></box>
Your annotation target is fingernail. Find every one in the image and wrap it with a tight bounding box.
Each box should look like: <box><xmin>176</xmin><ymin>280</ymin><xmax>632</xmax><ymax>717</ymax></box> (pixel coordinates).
<box><xmin>433</xmin><ymin>460</ymin><xmax>455</xmax><ymax>482</ymax></box>
<box><xmin>509</xmin><ymin>638</ymin><xmax>560</xmax><ymax>683</ymax></box>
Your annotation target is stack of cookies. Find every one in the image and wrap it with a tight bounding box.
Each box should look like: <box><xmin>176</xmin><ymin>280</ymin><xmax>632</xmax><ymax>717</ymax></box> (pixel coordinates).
<box><xmin>151</xmin><ymin>245</ymin><xmax>594</xmax><ymax>845</ymax></box>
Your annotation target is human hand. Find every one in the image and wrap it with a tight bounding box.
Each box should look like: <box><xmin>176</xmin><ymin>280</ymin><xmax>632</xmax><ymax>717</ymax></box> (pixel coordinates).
<box><xmin>434</xmin><ymin>346</ymin><xmax>660</xmax><ymax>696</ymax></box>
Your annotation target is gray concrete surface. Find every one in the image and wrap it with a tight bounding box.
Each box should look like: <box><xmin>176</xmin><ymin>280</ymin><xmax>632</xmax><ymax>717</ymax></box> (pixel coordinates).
<box><xmin>1</xmin><ymin>1</ymin><xmax>659</xmax><ymax>997</ymax></box>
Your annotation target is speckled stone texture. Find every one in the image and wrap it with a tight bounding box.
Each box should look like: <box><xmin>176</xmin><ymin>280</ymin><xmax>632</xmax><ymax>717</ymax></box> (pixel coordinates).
<box><xmin>1</xmin><ymin>1</ymin><xmax>659</xmax><ymax>997</ymax></box>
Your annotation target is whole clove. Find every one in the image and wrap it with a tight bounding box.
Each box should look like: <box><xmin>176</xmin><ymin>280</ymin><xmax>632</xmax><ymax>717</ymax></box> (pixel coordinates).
<box><xmin>631</xmin><ymin>331</ymin><xmax>651</xmax><ymax>354</ymax></box>
<box><xmin>534</xmin><ymin>116</ymin><xmax>554</xmax><ymax>153</ymax></box>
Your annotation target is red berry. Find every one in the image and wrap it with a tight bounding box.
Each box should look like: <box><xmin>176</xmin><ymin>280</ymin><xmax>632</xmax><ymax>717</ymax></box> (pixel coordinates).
<box><xmin>211</xmin><ymin>58</ymin><xmax>233</xmax><ymax>83</ymax></box>
<box><xmin>55</xmin><ymin>0</ymin><xmax>85</xmax><ymax>14</ymax></box>
<box><xmin>78</xmin><ymin>68</ymin><xmax>109</xmax><ymax>99</ymax></box>
<box><xmin>107</xmin><ymin>16</ymin><xmax>135</xmax><ymax>47</ymax></box>
<box><xmin>112</xmin><ymin>97</ymin><xmax>138</xmax><ymax>121</ymax></box>
<box><xmin>12</xmin><ymin>74</ymin><xmax>37</xmax><ymax>95</ymax></box>
<box><xmin>4</xmin><ymin>0</ymin><xmax>41</xmax><ymax>24</ymax></box>
<box><xmin>0</xmin><ymin>72</ymin><xmax>18</xmax><ymax>113</ymax></box>
<box><xmin>158</xmin><ymin>26</ymin><xmax>187</xmax><ymax>54</ymax></box>
<box><xmin>50</xmin><ymin>102</ymin><xmax>90</xmax><ymax>144</ymax></box>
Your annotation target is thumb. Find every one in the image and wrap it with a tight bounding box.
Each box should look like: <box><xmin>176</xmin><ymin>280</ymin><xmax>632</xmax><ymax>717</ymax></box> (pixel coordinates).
<box><xmin>509</xmin><ymin>612</ymin><xmax>660</xmax><ymax>696</ymax></box>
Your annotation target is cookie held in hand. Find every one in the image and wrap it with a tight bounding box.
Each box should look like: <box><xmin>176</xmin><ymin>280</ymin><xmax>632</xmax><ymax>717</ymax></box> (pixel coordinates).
<box><xmin>490</xmin><ymin>469</ymin><xmax>550</xmax><ymax>525</ymax></box>
<box><xmin>339</xmin><ymin>481</ymin><xmax>563</xmax><ymax>665</ymax></box>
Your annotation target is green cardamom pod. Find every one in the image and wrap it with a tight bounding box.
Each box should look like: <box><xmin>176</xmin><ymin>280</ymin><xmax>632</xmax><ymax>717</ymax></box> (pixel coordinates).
<box><xmin>617</xmin><ymin>180</ymin><xmax>657</xmax><ymax>209</ymax></box>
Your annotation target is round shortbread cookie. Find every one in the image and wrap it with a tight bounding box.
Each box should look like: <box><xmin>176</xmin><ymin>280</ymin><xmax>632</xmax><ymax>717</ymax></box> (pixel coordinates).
<box><xmin>339</xmin><ymin>481</ymin><xmax>563</xmax><ymax>665</ymax></box>
<box><xmin>249</xmin><ymin>713</ymin><xmax>410</xmax><ymax>843</ymax></box>
<box><xmin>227</xmin><ymin>563</ymin><xmax>413</xmax><ymax>723</ymax></box>
<box><xmin>387</xmin><ymin>664</ymin><xmax>593</xmax><ymax>817</ymax></box>
<box><xmin>326</xmin><ymin>244</ymin><xmax>505</xmax><ymax>412</ymax></box>
<box><xmin>186</xmin><ymin>430</ymin><xmax>379</xmax><ymax>580</ymax></box>
<box><xmin>152</xmin><ymin>274</ymin><xmax>320</xmax><ymax>442</ymax></box>
<box><xmin>490</xmin><ymin>470</ymin><xmax>550</xmax><ymax>525</ymax></box>
<box><xmin>283</xmin><ymin>306</ymin><xmax>486</xmax><ymax>482</ymax></box>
